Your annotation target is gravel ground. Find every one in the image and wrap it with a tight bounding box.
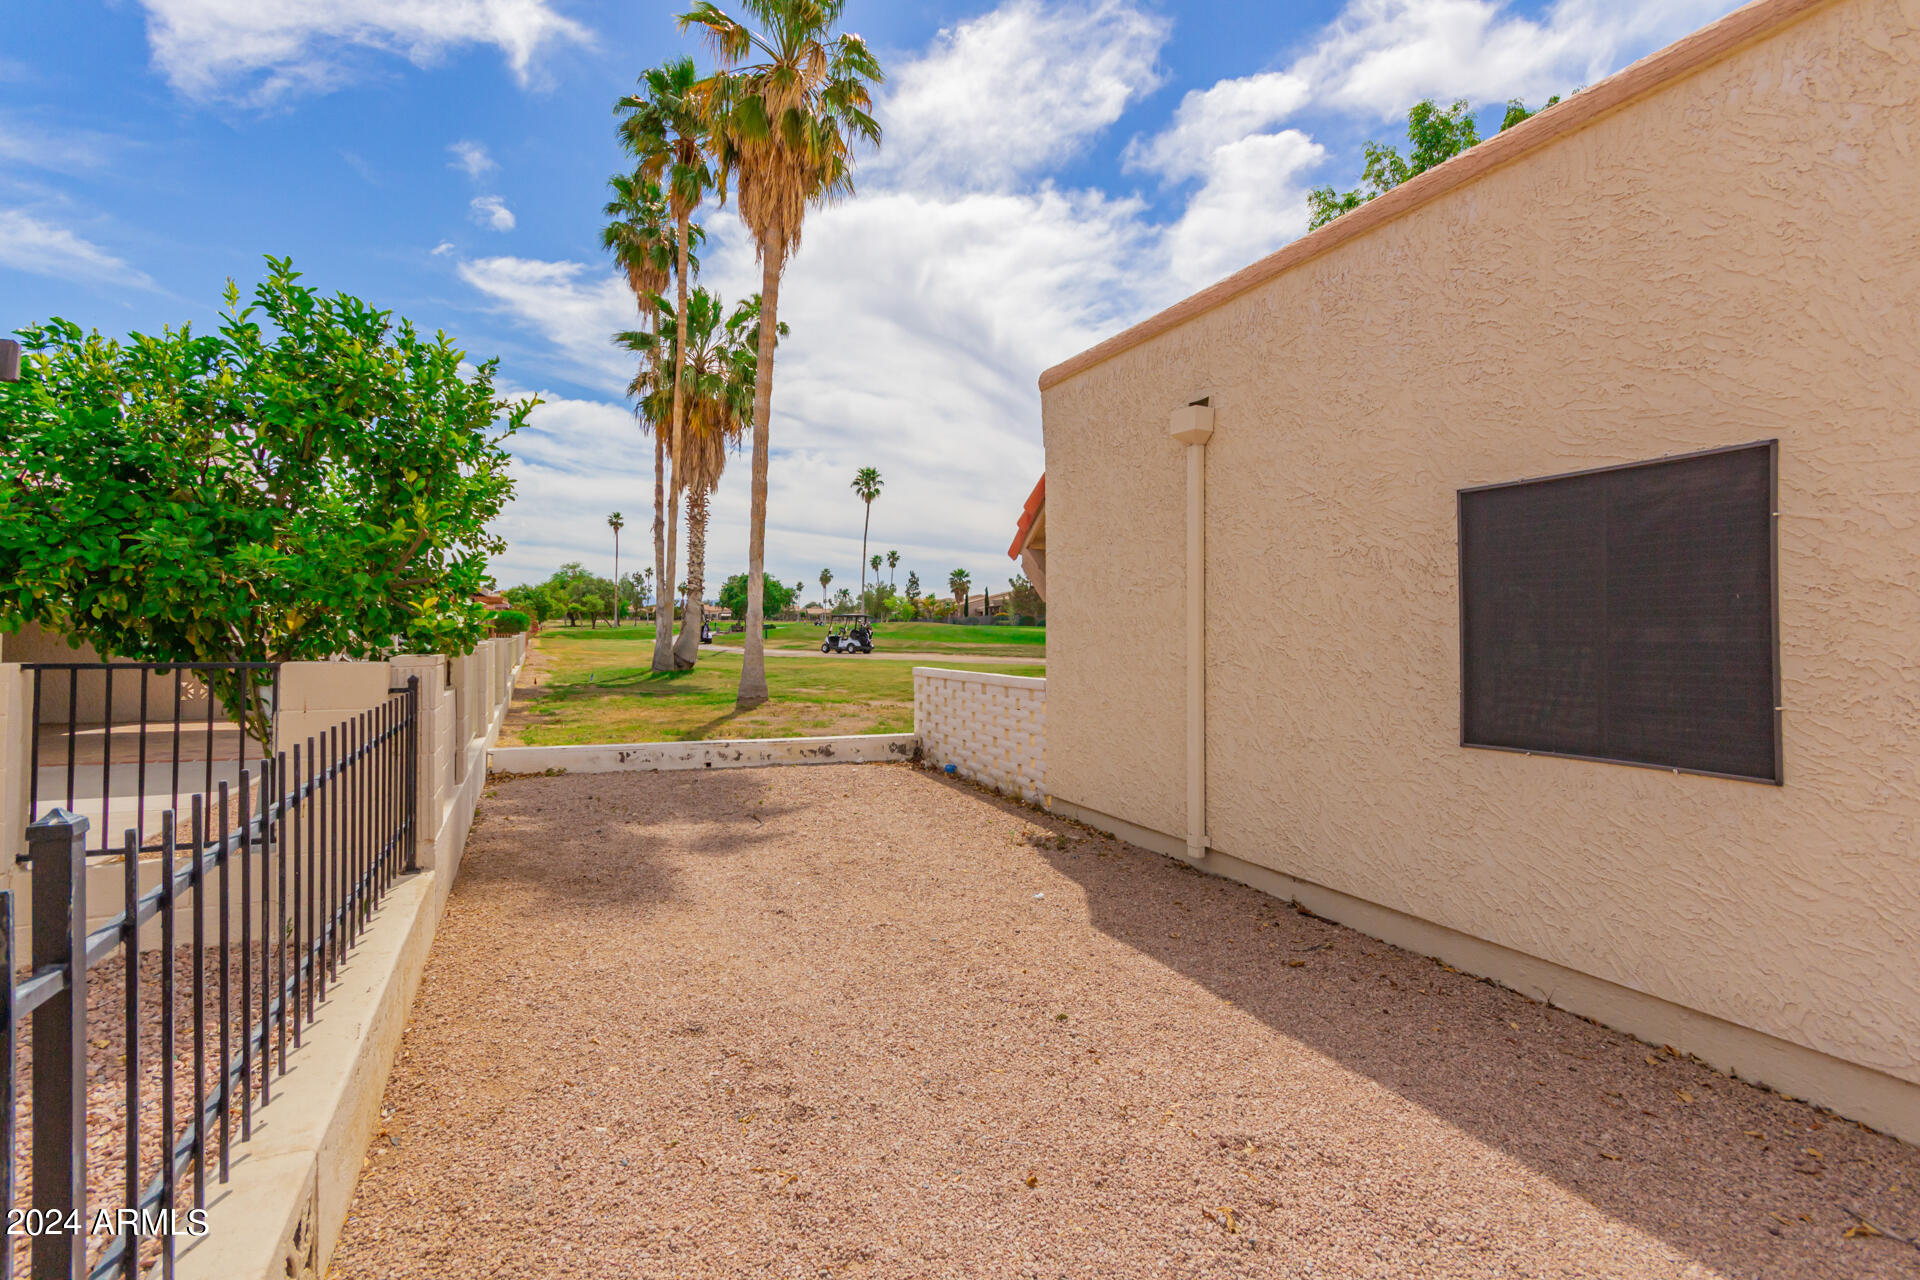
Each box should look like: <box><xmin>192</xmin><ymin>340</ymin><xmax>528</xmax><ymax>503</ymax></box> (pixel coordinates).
<box><xmin>329</xmin><ymin>764</ymin><xmax>1920</xmax><ymax>1280</ymax></box>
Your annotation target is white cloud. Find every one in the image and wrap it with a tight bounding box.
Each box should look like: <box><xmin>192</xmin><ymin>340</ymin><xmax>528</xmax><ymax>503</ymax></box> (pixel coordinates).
<box><xmin>138</xmin><ymin>0</ymin><xmax>591</xmax><ymax>102</ymax></box>
<box><xmin>339</xmin><ymin>149</ymin><xmax>380</xmax><ymax>184</ymax></box>
<box><xmin>1126</xmin><ymin>0</ymin><xmax>1741</xmax><ymax>285</ymax></box>
<box><xmin>459</xmin><ymin>256</ymin><xmax>637</xmax><ymax>386</ymax></box>
<box><xmin>469</xmin><ymin>195</ymin><xmax>516</xmax><ymax>231</ymax></box>
<box><xmin>1125</xmin><ymin>72</ymin><xmax>1311</xmax><ymax>181</ymax></box>
<box><xmin>1160</xmin><ymin>131</ymin><xmax>1325</xmax><ymax>289</ymax></box>
<box><xmin>471</xmin><ymin>0</ymin><xmax>1748</xmax><ymax>591</ymax></box>
<box><xmin>874</xmin><ymin>0</ymin><xmax>1167</xmax><ymax>191</ymax></box>
<box><xmin>1289</xmin><ymin>0</ymin><xmax>1741</xmax><ymax>119</ymax></box>
<box><xmin>448</xmin><ymin>140</ymin><xmax>496</xmax><ymax>180</ymax></box>
<box><xmin>0</xmin><ymin>209</ymin><xmax>155</xmax><ymax>289</ymax></box>
<box><xmin>486</xmin><ymin>390</ymin><xmax>658</xmax><ymax>586</ymax></box>
<box><xmin>0</xmin><ymin>112</ymin><xmax>124</xmax><ymax>175</ymax></box>
<box><xmin>468</xmin><ymin>181</ymin><xmax>1155</xmax><ymax>590</ymax></box>
<box><xmin>431</xmin><ymin>240</ymin><xmax>456</xmax><ymax>256</ymax></box>
<box><xmin>1123</xmin><ymin>71</ymin><xmax>1324</xmax><ymax>287</ymax></box>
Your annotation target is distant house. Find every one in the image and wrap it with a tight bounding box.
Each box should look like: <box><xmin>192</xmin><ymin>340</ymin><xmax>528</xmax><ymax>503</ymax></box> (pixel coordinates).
<box><xmin>952</xmin><ymin>589</ymin><xmax>1017</xmax><ymax>619</ymax></box>
<box><xmin>473</xmin><ymin>591</ymin><xmax>511</xmax><ymax>611</ymax></box>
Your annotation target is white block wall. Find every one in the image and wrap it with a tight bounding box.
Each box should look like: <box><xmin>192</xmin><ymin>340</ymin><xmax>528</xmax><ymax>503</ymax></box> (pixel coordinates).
<box><xmin>913</xmin><ymin>668</ymin><xmax>1046</xmax><ymax>804</ymax></box>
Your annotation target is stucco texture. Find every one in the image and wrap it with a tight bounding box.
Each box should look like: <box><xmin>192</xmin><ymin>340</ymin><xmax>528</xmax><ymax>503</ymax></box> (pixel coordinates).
<box><xmin>1043</xmin><ymin>0</ymin><xmax>1920</xmax><ymax>1091</ymax></box>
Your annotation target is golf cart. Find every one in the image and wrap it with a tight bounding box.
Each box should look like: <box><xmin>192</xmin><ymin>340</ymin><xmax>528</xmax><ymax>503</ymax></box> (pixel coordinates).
<box><xmin>821</xmin><ymin>614</ymin><xmax>874</xmax><ymax>654</ymax></box>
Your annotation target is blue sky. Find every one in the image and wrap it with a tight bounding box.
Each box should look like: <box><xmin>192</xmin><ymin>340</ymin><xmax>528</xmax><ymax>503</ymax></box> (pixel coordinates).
<box><xmin>2</xmin><ymin>0</ymin><xmax>1744</xmax><ymax>599</ymax></box>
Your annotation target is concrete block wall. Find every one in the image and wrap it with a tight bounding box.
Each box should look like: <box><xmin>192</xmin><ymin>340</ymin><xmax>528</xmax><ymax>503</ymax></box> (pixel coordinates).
<box><xmin>0</xmin><ymin>665</ymin><xmax>28</xmax><ymax>870</ymax></box>
<box><xmin>480</xmin><ymin>641</ymin><xmax>497</xmax><ymax>723</ymax></box>
<box><xmin>6</xmin><ymin>642</ymin><xmax>525</xmax><ymax>952</ymax></box>
<box><xmin>274</xmin><ymin>661</ymin><xmax>394</xmax><ymax>759</ymax></box>
<box><xmin>449</xmin><ymin>649</ymin><xmax>479</xmax><ymax>778</ymax></box>
<box><xmin>913</xmin><ymin>668</ymin><xmax>1046</xmax><ymax>804</ymax></box>
<box><xmin>390</xmin><ymin>655</ymin><xmax>454</xmax><ymax>847</ymax></box>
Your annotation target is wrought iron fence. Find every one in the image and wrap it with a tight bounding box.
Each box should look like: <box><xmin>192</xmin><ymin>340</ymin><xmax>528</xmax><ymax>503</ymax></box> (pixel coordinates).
<box><xmin>22</xmin><ymin>664</ymin><xmax>280</xmax><ymax>860</ymax></box>
<box><xmin>3</xmin><ymin>674</ymin><xmax>418</xmax><ymax>1278</ymax></box>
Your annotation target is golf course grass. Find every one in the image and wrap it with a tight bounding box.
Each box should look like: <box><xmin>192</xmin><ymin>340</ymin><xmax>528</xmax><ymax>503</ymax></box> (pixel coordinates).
<box><xmin>499</xmin><ymin>628</ymin><xmax>1045</xmax><ymax>745</ymax></box>
<box><xmin>539</xmin><ymin>617</ymin><xmax>1045</xmax><ymax>659</ymax></box>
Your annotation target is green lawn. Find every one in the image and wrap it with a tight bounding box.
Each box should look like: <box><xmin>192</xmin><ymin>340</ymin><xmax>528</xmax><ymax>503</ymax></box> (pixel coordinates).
<box><xmin>539</xmin><ymin>617</ymin><xmax>1046</xmax><ymax>659</ymax></box>
<box><xmin>501</xmin><ymin>630</ymin><xmax>1044</xmax><ymax>746</ymax></box>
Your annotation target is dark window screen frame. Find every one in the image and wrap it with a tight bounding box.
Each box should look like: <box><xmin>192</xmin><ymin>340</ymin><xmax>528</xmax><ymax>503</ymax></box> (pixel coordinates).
<box><xmin>1457</xmin><ymin>441</ymin><xmax>1781</xmax><ymax>785</ymax></box>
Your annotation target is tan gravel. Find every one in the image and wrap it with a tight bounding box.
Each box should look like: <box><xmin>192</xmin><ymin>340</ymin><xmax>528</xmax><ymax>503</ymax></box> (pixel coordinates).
<box><xmin>330</xmin><ymin>764</ymin><xmax>1920</xmax><ymax>1279</ymax></box>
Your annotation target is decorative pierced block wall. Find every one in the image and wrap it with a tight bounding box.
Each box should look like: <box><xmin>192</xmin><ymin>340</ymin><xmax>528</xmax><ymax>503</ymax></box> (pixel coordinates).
<box><xmin>913</xmin><ymin>667</ymin><xmax>1046</xmax><ymax>804</ymax></box>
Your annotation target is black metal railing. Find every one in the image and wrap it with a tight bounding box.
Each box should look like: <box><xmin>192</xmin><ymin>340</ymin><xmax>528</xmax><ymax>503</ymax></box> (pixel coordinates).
<box><xmin>22</xmin><ymin>664</ymin><xmax>280</xmax><ymax>859</ymax></box>
<box><xmin>3</xmin><ymin>677</ymin><xmax>418</xmax><ymax>1278</ymax></box>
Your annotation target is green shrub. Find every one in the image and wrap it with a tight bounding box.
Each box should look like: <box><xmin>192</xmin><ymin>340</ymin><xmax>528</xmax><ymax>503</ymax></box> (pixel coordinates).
<box><xmin>0</xmin><ymin>255</ymin><xmax>529</xmax><ymax>726</ymax></box>
<box><xmin>491</xmin><ymin>610</ymin><xmax>530</xmax><ymax>635</ymax></box>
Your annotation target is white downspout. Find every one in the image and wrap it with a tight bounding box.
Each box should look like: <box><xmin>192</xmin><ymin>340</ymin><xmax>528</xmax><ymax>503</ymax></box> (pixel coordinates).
<box><xmin>1169</xmin><ymin>401</ymin><xmax>1215</xmax><ymax>862</ymax></box>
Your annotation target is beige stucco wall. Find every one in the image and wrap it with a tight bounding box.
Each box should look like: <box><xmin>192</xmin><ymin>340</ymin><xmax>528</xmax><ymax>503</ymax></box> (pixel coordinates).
<box><xmin>1043</xmin><ymin>0</ymin><xmax>1920</xmax><ymax>1108</ymax></box>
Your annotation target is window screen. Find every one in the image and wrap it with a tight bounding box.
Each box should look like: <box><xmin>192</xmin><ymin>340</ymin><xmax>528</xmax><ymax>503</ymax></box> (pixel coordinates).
<box><xmin>1458</xmin><ymin>442</ymin><xmax>1779</xmax><ymax>783</ymax></box>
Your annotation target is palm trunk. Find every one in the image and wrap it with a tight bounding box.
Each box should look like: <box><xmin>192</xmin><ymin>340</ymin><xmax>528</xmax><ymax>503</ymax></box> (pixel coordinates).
<box><xmin>668</xmin><ymin>207</ymin><xmax>697</xmax><ymax>669</ymax></box>
<box><xmin>736</xmin><ymin>249</ymin><xmax>782</xmax><ymax>708</ymax></box>
<box><xmin>859</xmin><ymin>505</ymin><xmax>870</xmax><ymax>602</ymax></box>
<box><xmin>650</xmin><ymin>319</ymin><xmax>673</xmax><ymax>672</ymax></box>
<box><xmin>672</xmin><ymin>488</ymin><xmax>707</xmax><ymax>668</ymax></box>
<box><xmin>612</xmin><ymin>530</ymin><xmax>621</xmax><ymax>628</ymax></box>
<box><xmin>665</xmin><ymin>484</ymin><xmax>680</xmax><ymax>658</ymax></box>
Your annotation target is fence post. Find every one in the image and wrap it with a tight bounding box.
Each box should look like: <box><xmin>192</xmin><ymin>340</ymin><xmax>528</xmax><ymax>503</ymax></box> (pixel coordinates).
<box><xmin>27</xmin><ymin>809</ymin><xmax>88</xmax><ymax>1280</ymax></box>
<box><xmin>404</xmin><ymin>676</ymin><xmax>420</xmax><ymax>871</ymax></box>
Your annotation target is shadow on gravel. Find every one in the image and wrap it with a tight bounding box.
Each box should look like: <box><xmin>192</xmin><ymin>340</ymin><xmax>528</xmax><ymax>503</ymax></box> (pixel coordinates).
<box><xmin>970</xmin><ymin>784</ymin><xmax>1920</xmax><ymax>1280</ymax></box>
<box><xmin>464</xmin><ymin>769</ymin><xmax>799</xmax><ymax>923</ymax></box>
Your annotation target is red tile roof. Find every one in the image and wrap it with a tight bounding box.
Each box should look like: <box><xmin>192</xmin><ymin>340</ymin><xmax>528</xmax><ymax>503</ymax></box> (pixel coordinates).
<box><xmin>1008</xmin><ymin>474</ymin><xmax>1044</xmax><ymax>560</ymax></box>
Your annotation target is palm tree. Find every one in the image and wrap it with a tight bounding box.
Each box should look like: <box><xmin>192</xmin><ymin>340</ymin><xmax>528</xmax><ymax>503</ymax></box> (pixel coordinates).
<box><xmin>682</xmin><ymin>0</ymin><xmax>883</xmax><ymax>708</ymax></box>
<box><xmin>949</xmin><ymin>568</ymin><xmax>971</xmax><ymax>614</ymax></box>
<box><xmin>608</xmin><ymin>512</ymin><xmax>626</xmax><ymax>627</ymax></box>
<box><xmin>869</xmin><ymin>553</ymin><xmax>882</xmax><ymax>584</ymax></box>
<box><xmin>620</xmin><ymin>289</ymin><xmax>781</xmax><ymax>668</ymax></box>
<box><xmin>818</xmin><ymin>567</ymin><xmax>832</xmax><ymax>611</ymax></box>
<box><xmin>886</xmin><ymin>548</ymin><xmax>899</xmax><ymax>588</ymax></box>
<box><xmin>601</xmin><ymin>170</ymin><xmax>682</xmax><ymax>671</ymax></box>
<box><xmin>619</xmin><ymin>58</ymin><xmax>717</xmax><ymax>672</ymax></box>
<box><xmin>850</xmin><ymin>466</ymin><xmax>882</xmax><ymax>598</ymax></box>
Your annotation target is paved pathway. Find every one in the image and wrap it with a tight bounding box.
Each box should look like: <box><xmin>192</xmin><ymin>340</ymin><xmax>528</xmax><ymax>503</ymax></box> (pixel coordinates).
<box><xmin>331</xmin><ymin>765</ymin><xmax>1920</xmax><ymax>1279</ymax></box>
